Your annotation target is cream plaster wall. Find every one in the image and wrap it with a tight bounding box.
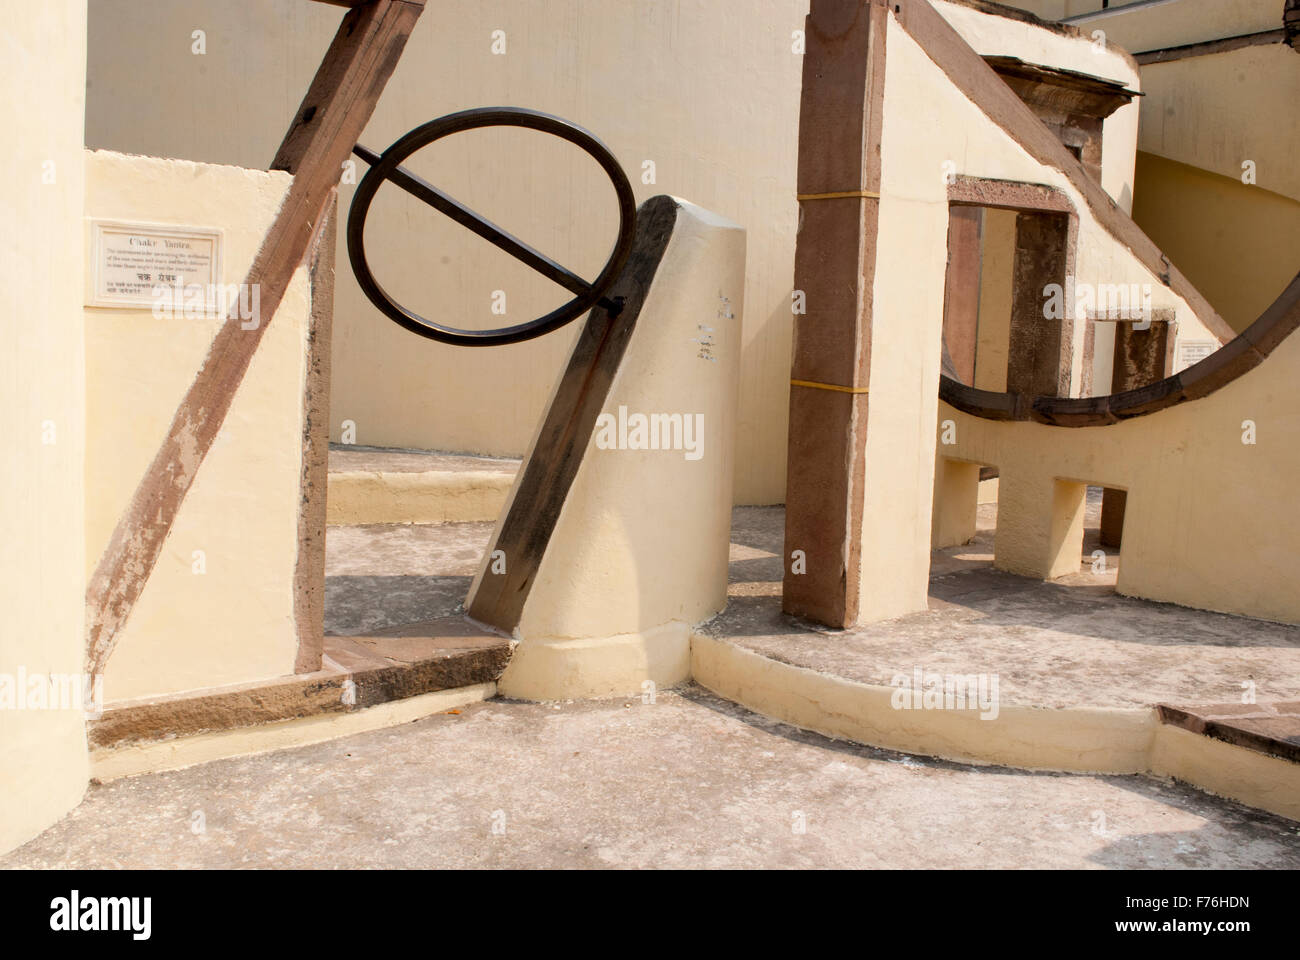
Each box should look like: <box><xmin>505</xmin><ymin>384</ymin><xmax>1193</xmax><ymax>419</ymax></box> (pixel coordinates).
<box><xmin>480</xmin><ymin>199</ymin><xmax>746</xmax><ymax>700</ymax></box>
<box><xmin>939</xmin><ymin>298</ymin><xmax>1300</xmax><ymax>623</ymax></box>
<box><xmin>1137</xmin><ymin>43</ymin><xmax>1300</xmax><ymax>204</ymax></box>
<box><xmin>869</xmin><ymin>11</ymin><xmax>1218</xmax><ymax>621</ymax></box>
<box><xmin>0</xmin><ymin>0</ymin><xmax>91</xmax><ymax>855</ymax></box>
<box><xmin>83</xmin><ymin>151</ymin><xmax>310</xmax><ymax>701</ymax></box>
<box><xmin>1004</xmin><ymin>0</ymin><xmax>1286</xmax><ymax>39</ymax></box>
<box><xmin>1134</xmin><ymin>151</ymin><xmax>1300</xmax><ymax>334</ymax></box>
<box><xmin>85</xmin><ymin>0</ymin><xmax>1154</xmax><ymax>505</ymax></box>
<box><xmin>85</xmin><ymin>0</ymin><xmax>805</xmax><ymax>505</ymax></box>
<box><xmin>997</xmin><ymin>2</ymin><xmax>1111</xmax><ymax>20</ymax></box>
<box><xmin>1063</xmin><ymin>0</ymin><xmax>1285</xmax><ymax>50</ymax></box>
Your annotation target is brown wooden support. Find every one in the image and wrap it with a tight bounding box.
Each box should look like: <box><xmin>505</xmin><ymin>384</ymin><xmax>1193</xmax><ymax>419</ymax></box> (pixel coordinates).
<box><xmin>86</xmin><ymin>0</ymin><xmax>426</xmax><ymax>676</ymax></box>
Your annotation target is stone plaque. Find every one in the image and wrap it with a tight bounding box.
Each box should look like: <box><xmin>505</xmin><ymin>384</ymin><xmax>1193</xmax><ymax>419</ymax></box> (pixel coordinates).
<box><xmin>1175</xmin><ymin>339</ymin><xmax>1217</xmax><ymax>373</ymax></box>
<box><xmin>89</xmin><ymin>219</ymin><xmax>223</xmax><ymax>309</ymax></box>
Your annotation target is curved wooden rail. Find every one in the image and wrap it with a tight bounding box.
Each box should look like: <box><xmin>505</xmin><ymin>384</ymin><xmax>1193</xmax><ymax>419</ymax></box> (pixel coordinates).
<box><xmin>941</xmin><ymin>269</ymin><xmax>1300</xmax><ymax>427</ymax></box>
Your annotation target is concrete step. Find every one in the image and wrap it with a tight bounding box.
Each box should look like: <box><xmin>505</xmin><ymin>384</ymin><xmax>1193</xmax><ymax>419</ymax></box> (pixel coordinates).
<box><xmin>327</xmin><ymin>445</ymin><xmax>519</xmax><ymax>525</ymax></box>
<box><xmin>88</xmin><ymin>617</ymin><xmax>510</xmax><ymax>778</ymax></box>
<box><xmin>1158</xmin><ymin>701</ymin><xmax>1300</xmax><ymax>765</ymax></box>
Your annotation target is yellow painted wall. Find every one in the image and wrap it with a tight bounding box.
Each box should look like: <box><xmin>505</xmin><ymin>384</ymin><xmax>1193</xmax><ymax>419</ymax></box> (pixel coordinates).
<box><xmin>0</xmin><ymin>0</ymin><xmax>91</xmax><ymax>855</ymax></box>
<box><xmin>1133</xmin><ymin>151</ymin><xmax>1300</xmax><ymax>334</ymax></box>
<box><xmin>83</xmin><ymin>151</ymin><xmax>310</xmax><ymax>701</ymax></box>
<box><xmin>85</xmin><ymin>0</ymin><xmax>1148</xmax><ymax>505</ymax></box>
<box><xmin>939</xmin><ymin>306</ymin><xmax>1300</xmax><ymax>622</ymax></box>
<box><xmin>1137</xmin><ymin>42</ymin><xmax>1300</xmax><ymax>204</ymax></box>
<box><xmin>870</xmin><ymin>9</ymin><xmax>1220</xmax><ymax>621</ymax></box>
<box><xmin>1003</xmin><ymin>0</ymin><xmax>1285</xmax><ymax>41</ymax></box>
<box><xmin>1062</xmin><ymin>0</ymin><xmax>1285</xmax><ymax>50</ymax></box>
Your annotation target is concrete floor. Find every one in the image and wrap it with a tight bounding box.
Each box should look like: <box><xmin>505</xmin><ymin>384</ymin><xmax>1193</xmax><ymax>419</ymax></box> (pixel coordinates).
<box><xmin>5</xmin><ymin>688</ymin><xmax>1298</xmax><ymax>869</ymax></box>
<box><xmin>325</xmin><ymin>521</ymin><xmax>489</xmax><ymax>635</ymax></box>
<box><xmin>13</xmin><ymin>496</ymin><xmax>1293</xmax><ymax>868</ymax></box>
<box><xmin>717</xmin><ymin>502</ymin><xmax>1300</xmax><ymax>709</ymax></box>
<box><xmin>324</xmin><ymin>503</ymin><xmax>1300</xmax><ymax>706</ymax></box>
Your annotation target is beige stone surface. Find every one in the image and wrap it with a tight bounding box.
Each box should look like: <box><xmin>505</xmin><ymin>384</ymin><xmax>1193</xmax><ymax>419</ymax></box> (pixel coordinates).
<box><xmin>84</xmin><ymin>150</ymin><xmax>310</xmax><ymax>701</ymax></box>
<box><xmin>5</xmin><ymin>689</ymin><xmax>1298</xmax><ymax>869</ymax></box>
<box><xmin>324</xmin><ymin>520</ymin><xmax>491</xmax><ymax>636</ymax></box>
<box><xmin>718</xmin><ymin>504</ymin><xmax>1300</xmax><ymax>711</ymax></box>
<box><xmin>0</xmin><ymin>0</ymin><xmax>92</xmax><ymax>856</ymax></box>
<box><xmin>327</xmin><ymin>469</ymin><xmax>516</xmax><ymax>526</ymax></box>
<box><xmin>329</xmin><ymin>447</ymin><xmax>521</xmax><ymax>475</ymax></box>
<box><xmin>476</xmin><ymin>199</ymin><xmax>746</xmax><ymax>700</ymax></box>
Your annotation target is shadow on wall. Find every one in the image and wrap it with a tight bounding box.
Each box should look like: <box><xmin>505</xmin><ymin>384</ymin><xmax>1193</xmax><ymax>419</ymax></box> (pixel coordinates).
<box><xmin>1133</xmin><ymin>151</ymin><xmax>1300</xmax><ymax>335</ymax></box>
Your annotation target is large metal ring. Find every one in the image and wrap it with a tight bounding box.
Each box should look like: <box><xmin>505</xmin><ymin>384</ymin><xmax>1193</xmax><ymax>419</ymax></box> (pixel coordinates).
<box><xmin>347</xmin><ymin>107</ymin><xmax>637</xmax><ymax>347</ymax></box>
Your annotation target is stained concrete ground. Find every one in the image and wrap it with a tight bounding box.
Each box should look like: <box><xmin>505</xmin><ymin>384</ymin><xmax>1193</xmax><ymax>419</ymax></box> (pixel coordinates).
<box><xmin>10</xmin><ymin>495</ymin><xmax>1300</xmax><ymax>868</ymax></box>
<box><xmin>327</xmin><ymin>498</ymin><xmax>1300</xmax><ymax>708</ymax></box>
<box><xmin>325</xmin><ymin>521</ymin><xmax>489</xmax><ymax>635</ymax></box>
<box><xmin>718</xmin><ymin>496</ymin><xmax>1300</xmax><ymax>709</ymax></box>
<box><xmin>5</xmin><ymin>688</ymin><xmax>1299</xmax><ymax>869</ymax></box>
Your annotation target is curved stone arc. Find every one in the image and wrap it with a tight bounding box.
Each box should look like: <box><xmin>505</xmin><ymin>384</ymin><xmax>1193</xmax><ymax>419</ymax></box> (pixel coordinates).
<box><xmin>940</xmin><ymin>268</ymin><xmax>1300</xmax><ymax>427</ymax></box>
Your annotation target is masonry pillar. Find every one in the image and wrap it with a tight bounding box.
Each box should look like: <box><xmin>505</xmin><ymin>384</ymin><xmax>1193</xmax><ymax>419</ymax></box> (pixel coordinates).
<box><xmin>782</xmin><ymin>0</ymin><xmax>889</xmax><ymax>627</ymax></box>
<box><xmin>994</xmin><ymin>474</ymin><xmax>1087</xmax><ymax>580</ymax></box>
<box><xmin>942</xmin><ymin>206</ymin><xmax>983</xmax><ymax>385</ymax></box>
<box><xmin>932</xmin><ymin>458</ymin><xmax>981</xmax><ymax>549</ymax></box>
<box><xmin>1</xmin><ymin>0</ymin><xmax>91</xmax><ymax>855</ymax></box>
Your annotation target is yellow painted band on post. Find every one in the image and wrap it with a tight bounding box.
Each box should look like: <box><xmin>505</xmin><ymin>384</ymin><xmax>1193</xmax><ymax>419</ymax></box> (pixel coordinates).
<box><xmin>790</xmin><ymin>379</ymin><xmax>869</xmax><ymax>394</ymax></box>
<box><xmin>796</xmin><ymin>190</ymin><xmax>881</xmax><ymax>201</ymax></box>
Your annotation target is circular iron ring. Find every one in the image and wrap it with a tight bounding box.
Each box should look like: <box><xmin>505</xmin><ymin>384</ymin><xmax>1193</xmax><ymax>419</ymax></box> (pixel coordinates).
<box><xmin>347</xmin><ymin>107</ymin><xmax>637</xmax><ymax>347</ymax></box>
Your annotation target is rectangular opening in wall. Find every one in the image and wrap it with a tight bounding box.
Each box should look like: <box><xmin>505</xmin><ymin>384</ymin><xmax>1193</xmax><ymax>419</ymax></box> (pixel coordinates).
<box><xmin>941</xmin><ymin>205</ymin><xmax>1019</xmax><ymax>392</ymax></box>
<box><xmin>943</xmin><ymin>202</ymin><xmax>1073</xmax><ymax>398</ymax></box>
<box><xmin>1085</xmin><ymin>484</ymin><xmax>1122</xmax><ymax>584</ymax></box>
<box><xmin>930</xmin><ymin>458</ymin><xmax>999</xmax><ymax>578</ymax></box>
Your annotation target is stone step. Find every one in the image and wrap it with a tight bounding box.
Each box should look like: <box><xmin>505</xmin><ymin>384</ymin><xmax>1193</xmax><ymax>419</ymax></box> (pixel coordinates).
<box><xmin>89</xmin><ymin>617</ymin><xmax>510</xmax><ymax>752</ymax></box>
<box><xmin>1157</xmin><ymin>701</ymin><xmax>1300</xmax><ymax>765</ymax></box>
<box><xmin>327</xmin><ymin>444</ymin><xmax>519</xmax><ymax>525</ymax></box>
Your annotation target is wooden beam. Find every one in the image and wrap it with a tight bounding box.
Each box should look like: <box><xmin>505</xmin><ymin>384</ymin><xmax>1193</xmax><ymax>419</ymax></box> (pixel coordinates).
<box><xmin>85</xmin><ymin>0</ymin><xmax>425</xmax><ymax>676</ymax></box>
<box><xmin>294</xmin><ymin>195</ymin><xmax>337</xmax><ymax>674</ymax></box>
<box><xmin>782</xmin><ymin>0</ymin><xmax>889</xmax><ymax>628</ymax></box>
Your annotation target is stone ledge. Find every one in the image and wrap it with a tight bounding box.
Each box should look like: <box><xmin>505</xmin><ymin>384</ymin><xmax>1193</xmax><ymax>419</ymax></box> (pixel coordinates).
<box><xmin>1157</xmin><ymin>701</ymin><xmax>1300</xmax><ymax>765</ymax></box>
<box><xmin>90</xmin><ymin>620</ymin><xmax>510</xmax><ymax>750</ymax></box>
<box><xmin>694</xmin><ymin>632</ymin><xmax>1300</xmax><ymax>822</ymax></box>
<box><xmin>326</xmin><ymin>470</ymin><xmax>516</xmax><ymax>525</ymax></box>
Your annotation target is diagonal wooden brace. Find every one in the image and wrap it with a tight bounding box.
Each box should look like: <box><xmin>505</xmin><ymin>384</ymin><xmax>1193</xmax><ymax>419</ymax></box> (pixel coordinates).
<box><xmin>85</xmin><ymin>0</ymin><xmax>426</xmax><ymax>676</ymax></box>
